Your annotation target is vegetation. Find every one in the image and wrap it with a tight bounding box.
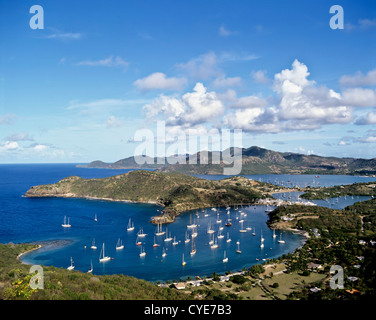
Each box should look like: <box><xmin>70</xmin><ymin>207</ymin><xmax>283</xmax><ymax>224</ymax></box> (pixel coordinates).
<box><xmin>301</xmin><ymin>181</ymin><xmax>376</xmax><ymax>200</ymax></box>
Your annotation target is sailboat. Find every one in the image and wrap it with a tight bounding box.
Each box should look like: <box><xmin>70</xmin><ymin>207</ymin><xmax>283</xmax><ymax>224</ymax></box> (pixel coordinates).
<box><xmin>236</xmin><ymin>241</ymin><xmax>242</xmax><ymax>254</ymax></box>
<box><xmin>182</xmin><ymin>253</ymin><xmax>186</xmax><ymax>266</ymax></box>
<box><xmin>155</xmin><ymin>223</ymin><xmax>165</xmax><ymax>236</ymax></box>
<box><xmin>99</xmin><ymin>243</ymin><xmax>111</xmax><ymax>262</ymax></box>
<box><xmin>116</xmin><ymin>238</ymin><xmax>124</xmax><ymax>250</ymax></box>
<box><xmin>153</xmin><ymin>236</ymin><xmax>160</xmax><ymax>247</ymax></box>
<box><xmin>239</xmin><ymin>220</ymin><xmax>247</xmax><ymax>233</ymax></box>
<box><xmin>162</xmin><ymin>247</ymin><xmax>167</xmax><ymax>258</ymax></box>
<box><xmin>191</xmin><ymin>227</ymin><xmax>198</xmax><ymax>238</ymax></box>
<box><xmin>164</xmin><ymin>229</ymin><xmax>173</xmax><ymax>242</ymax></box>
<box><xmin>139</xmin><ymin>246</ymin><xmax>146</xmax><ymax>257</ymax></box>
<box><xmin>67</xmin><ymin>257</ymin><xmax>74</xmax><ymax>270</ymax></box>
<box><xmin>207</xmin><ymin>223</ymin><xmax>215</xmax><ymax>234</ymax></box>
<box><xmin>210</xmin><ymin>236</ymin><xmax>219</xmax><ymax>249</ymax></box>
<box><xmin>91</xmin><ymin>238</ymin><xmax>97</xmax><ymax>250</ymax></box>
<box><xmin>172</xmin><ymin>236</ymin><xmax>178</xmax><ymax>246</ymax></box>
<box><xmin>184</xmin><ymin>231</ymin><xmax>191</xmax><ymax>244</ymax></box>
<box><xmin>187</xmin><ymin>214</ymin><xmax>197</xmax><ymax>229</ymax></box>
<box><xmin>87</xmin><ymin>260</ymin><xmax>93</xmax><ymax>273</ymax></box>
<box><xmin>223</xmin><ymin>251</ymin><xmax>228</xmax><ymax>263</ymax></box>
<box><xmin>137</xmin><ymin>227</ymin><xmax>147</xmax><ymax>238</ymax></box>
<box><xmin>62</xmin><ymin>216</ymin><xmax>71</xmax><ymax>228</ymax></box>
<box><xmin>190</xmin><ymin>237</ymin><xmax>196</xmax><ymax>255</ymax></box>
<box><xmin>217</xmin><ymin>228</ymin><xmax>224</xmax><ymax>239</ymax></box>
<box><xmin>127</xmin><ymin>218</ymin><xmax>135</xmax><ymax>231</ymax></box>
<box><xmin>278</xmin><ymin>234</ymin><xmax>285</xmax><ymax>244</ymax></box>
<box><xmin>135</xmin><ymin>236</ymin><xmax>142</xmax><ymax>246</ymax></box>
<box><xmin>226</xmin><ymin>232</ymin><xmax>232</xmax><ymax>243</ymax></box>
<box><xmin>261</xmin><ymin>231</ymin><xmax>264</xmax><ymax>243</ymax></box>
<box><xmin>273</xmin><ymin>229</ymin><xmax>277</xmax><ymax>239</ymax></box>
<box><xmin>94</xmin><ymin>214</ymin><xmax>97</xmax><ymax>222</ymax></box>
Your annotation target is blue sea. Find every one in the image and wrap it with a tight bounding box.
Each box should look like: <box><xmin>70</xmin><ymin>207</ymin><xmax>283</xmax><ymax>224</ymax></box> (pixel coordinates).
<box><xmin>0</xmin><ymin>164</ymin><xmax>374</xmax><ymax>282</ymax></box>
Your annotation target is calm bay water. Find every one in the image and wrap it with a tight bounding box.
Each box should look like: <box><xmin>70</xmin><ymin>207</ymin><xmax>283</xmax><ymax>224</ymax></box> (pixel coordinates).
<box><xmin>0</xmin><ymin>164</ymin><xmax>374</xmax><ymax>282</ymax></box>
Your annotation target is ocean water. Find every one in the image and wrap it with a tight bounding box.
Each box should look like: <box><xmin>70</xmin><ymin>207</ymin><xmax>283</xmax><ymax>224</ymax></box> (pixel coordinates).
<box><xmin>0</xmin><ymin>164</ymin><xmax>374</xmax><ymax>282</ymax></box>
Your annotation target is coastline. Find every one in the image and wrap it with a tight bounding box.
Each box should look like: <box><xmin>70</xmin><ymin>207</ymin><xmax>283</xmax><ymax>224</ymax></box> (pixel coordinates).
<box><xmin>17</xmin><ymin>244</ymin><xmax>42</xmax><ymax>262</ymax></box>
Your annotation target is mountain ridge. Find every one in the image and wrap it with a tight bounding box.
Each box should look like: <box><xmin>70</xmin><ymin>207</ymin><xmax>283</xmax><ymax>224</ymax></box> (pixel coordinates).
<box><xmin>78</xmin><ymin>146</ymin><xmax>376</xmax><ymax>176</ymax></box>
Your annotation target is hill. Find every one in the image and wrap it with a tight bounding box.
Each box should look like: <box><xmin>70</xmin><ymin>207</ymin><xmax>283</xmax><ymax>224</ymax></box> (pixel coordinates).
<box><xmin>78</xmin><ymin>146</ymin><xmax>376</xmax><ymax>176</ymax></box>
<box><xmin>24</xmin><ymin>170</ymin><xmax>263</xmax><ymax>224</ymax></box>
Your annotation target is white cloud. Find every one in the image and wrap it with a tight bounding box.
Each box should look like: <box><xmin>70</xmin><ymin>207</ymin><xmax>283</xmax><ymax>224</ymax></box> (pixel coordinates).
<box><xmin>0</xmin><ymin>114</ymin><xmax>17</xmax><ymax>125</ymax></box>
<box><xmin>342</xmin><ymin>88</ymin><xmax>376</xmax><ymax>107</ymax></box>
<box><xmin>143</xmin><ymin>82</ymin><xmax>224</xmax><ymax>128</ymax></box>
<box><xmin>212</xmin><ymin>75</ymin><xmax>242</xmax><ymax>88</ymax></box>
<box><xmin>218</xmin><ymin>25</ymin><xmax>236</xmax><ymax>36</ymax></box>
<box><xmin>134</xmin><ymin>72</ymin><xmax>187</xmax><ymax>92</ymax></box>
<box><xmin>340</xmin><ymin>68</ymin><xmax>376</xmax><ymax>87</ymax></box>
<box><xmin>175</xmin><ymin>52</ymin><xmax>221</xmax><ymax>80</ymax></box>
<box><xmin>6</xmin><ymin>132</ymin><xmax>34</xmax><ymax>142</ymax></box>
<box><xmin>106</xmin><ymin>115</ymin><xmax>123</xmax><ymax>128</ymax></box>
<box><xmin>76</xmin><ymin>56</ymin><xmax>129</xmax><ymax>69</ymax></box>
<box><xmin>355</xmin><ymin>111</ymin><xmax>376</xmax><ymax>125</ymax></box>
<box><xmin>251</xmin><ymin>70</ymin><xmax>271</xmax><ymax>84</ymax></box>
<box><xmin>45</xmin><ymin>32</ymin><xmax>82</xmax><ymax>40</ymax></box>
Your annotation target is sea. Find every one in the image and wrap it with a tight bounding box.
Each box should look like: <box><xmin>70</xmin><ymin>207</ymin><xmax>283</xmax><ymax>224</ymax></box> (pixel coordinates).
<box><xmin>0</xmin><ymin>164</ymin><xmax>374</xmax><ymax>282</ymax></box>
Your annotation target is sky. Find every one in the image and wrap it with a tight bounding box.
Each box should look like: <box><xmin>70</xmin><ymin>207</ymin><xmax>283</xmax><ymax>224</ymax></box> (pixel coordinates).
<box><xmin>0</xmin><ymin>0</ymin><xmax>376</xmax><ymax>163</ymax></box>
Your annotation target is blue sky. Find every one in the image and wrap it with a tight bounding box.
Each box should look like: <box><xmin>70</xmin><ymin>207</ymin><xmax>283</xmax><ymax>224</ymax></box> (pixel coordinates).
<box><xmin>0</xmin><ymin>0</ymin><xmax>375</xmax><ymax>163</ymax></box>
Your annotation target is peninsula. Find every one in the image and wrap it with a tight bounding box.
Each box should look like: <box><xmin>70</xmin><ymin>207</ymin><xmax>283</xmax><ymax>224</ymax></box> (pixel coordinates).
<box><xmin>24</xmin><ymin>170</ymin><xmax>264</xmax><ymax>224</ymax></box>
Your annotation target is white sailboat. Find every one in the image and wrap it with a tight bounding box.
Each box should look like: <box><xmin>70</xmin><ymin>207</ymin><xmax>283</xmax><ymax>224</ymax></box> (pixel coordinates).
<box><xmin>139</xmin><ymin>245</ymin><xmax>146</xmax><ymax>257</ymax></box>
<box><xmin>207</xmin><ymin>223</ymin><xmax>215</xmax><ymax>234</ymax></box>
<box><xmin>184</xmin><ymin>231</ymin><xmax>191</xmax><ymax>244</ymax></box>
<box><xmin>139</xmin><ymin>246</ymin><xmax>146</xmax><ymax>257</ymax></box>
<box><xmin>153</xmin><ymin>236</ymin><xmax>160</xmax><ymax>247</ymax></box>
<box><xmin>94</xmin><ymin>214</ymin><xmax>97</xmax><ymax>222</ymax></box>
<box><xmin>127</xmin><ymin>218</ymin><xmax>135</xmax><ymax>231</ymax></box>
<box><xmin>190</xmin><ymin>237</ymin><xmax>196</xmax><ymax>255</ymax></box>
<box><xmin>261</xmin><ymin>231</ymin><xmax>264</xmax><ymax>243</ymax></box>
<box><xmin>162</xmin><ymin>247</ymin><xmax>167</xmax><ymax>258</ymax></box>
<box><xmin>62</xmin><ymin>216</ymin><xmax>71</xmax><ymax>228</ymax></box>
<box><xmin>87</xmin><ymin>260</ymin><xmax>93</xmax><ymax>273</ymax></box>
<box><xmin>223</xmin><ymin>251</ymin><xmax>228</xmax><ymax>263</ymax></box>
<box><xmin>91</xmin><ymin>238</ymin><xmax>97</xmax><ymax>250</ymax></box>
<box><xmin>187</xmin><ymin>214</ymin><xmax>197</xmax><ymax>229</ymax></box>
<box><xmin>273</xmin><ymin>229</ymin><xmax>277</xmax><ymax>239</ymax></box>
<box><xmin>236</xmin><ymin>241</ymin><xmax>242</xmax><ymax>254</ymax></box>
<box><xmin>137</xmin><ymin>227</ymin><xmax>147</xmax><ymax>238</ymax></box>
<box><xmin>172</xmin><ymin>236</ymin><xmax>178</xmax><ymax>246</ymax></box>
<box><xmin>226</xmin><ymin>232</ymin><xmax>232</xmax><ymax>243</ymax></box>
<box><xmin>239</xmin><ymin>220</ymin><xmax>247</xmax><ymax>233</ymax></box>
<box><xmin>191</xmin><ymin>227</ymin><xmax>198</xmax><ymax>238</ymax></box>
<box><xmin>116</xmin><ymin>238</ymin><xmax>124</xmax><ymax>250</ymax></box>
<box><xmin>99</xmin><ymin>243</ymin><xmax>111</xmax><ymax>262</ymax></box>
<box><xmin>67</xmin><ymin>257</ymin><xmax>74</xmax><ymax>270</ymax></box>
<box><xmin>278</xmin><ymin>234</ymin><xmax>285</xmax><ymax>244</ymax></box>
<box><xmin>164</xmin><ymin>229</ymin><xmax>173</xmax><ymax>242</ymax></box>
<box><xmin>182</xmin><ymin>253</ymin><xmax>186</xmax><ymax>266</ymax></box>
<box><xmin>210</xmin><ymin>236</ymin><xmax>219</xmax><ymax>249</ymax></box>
<box><xmin>155</xmin><ymin>223</ymin><xmax>165</xmax><ymax>236</ymax></box>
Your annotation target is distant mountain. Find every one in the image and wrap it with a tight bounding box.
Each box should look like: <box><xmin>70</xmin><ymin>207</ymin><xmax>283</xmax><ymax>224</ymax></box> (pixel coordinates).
<box><xmin>78</xmin><ymin>146</ymin><xmax>376</xmax><ymax>176</ymax></box>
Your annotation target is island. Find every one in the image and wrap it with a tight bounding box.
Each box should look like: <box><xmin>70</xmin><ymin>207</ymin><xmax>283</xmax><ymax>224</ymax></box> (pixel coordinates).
<box><xmin>24</xmin><ymin>170</ymin><xmax>265</xmax><ymax>224</ymax></box>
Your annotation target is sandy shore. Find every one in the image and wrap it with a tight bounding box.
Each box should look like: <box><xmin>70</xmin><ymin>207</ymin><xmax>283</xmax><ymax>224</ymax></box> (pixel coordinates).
<box><xmin>17</xmin><ymin>244</ymin><xmax>42</xmax><ymax>262</ymax></box>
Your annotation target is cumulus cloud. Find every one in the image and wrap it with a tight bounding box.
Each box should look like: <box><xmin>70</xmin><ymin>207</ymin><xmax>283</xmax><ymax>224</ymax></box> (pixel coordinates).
<box><xmin>341</xmin><ymin>88</ymin><xmax>376</xmax><ymax>107</ymax></box>
<box><xmin>251</xmin><ymin>70</ymin><xmax>271</xmax><ymax>84</ymax></box>
<box><xmin>106</xmin><ymin>115</ymin><xmax>123</xmax><ymax>128</ymax></box>
<box><xmin>223</xmin><ymin>59</ymin><xmax>352</xmax><ymax>133</ymax></box>
<box><xmin>340</xmin><ymin>68</ymin><xmax>376</xmax><ymax>87</ymax></box>
<box><xmin>143</xmin><ymin>82</ymin><xmax>224</xmax><ymax>132</ymax></box>
<box><xmin>134</xmin><ymin>72</ymin><xmax>187</xmax><ymax>92</ymax></box>
<box><xmin>355</xmin><ymin>111</ymin><xmax>376</xmax><ymax>125</ymax></box>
